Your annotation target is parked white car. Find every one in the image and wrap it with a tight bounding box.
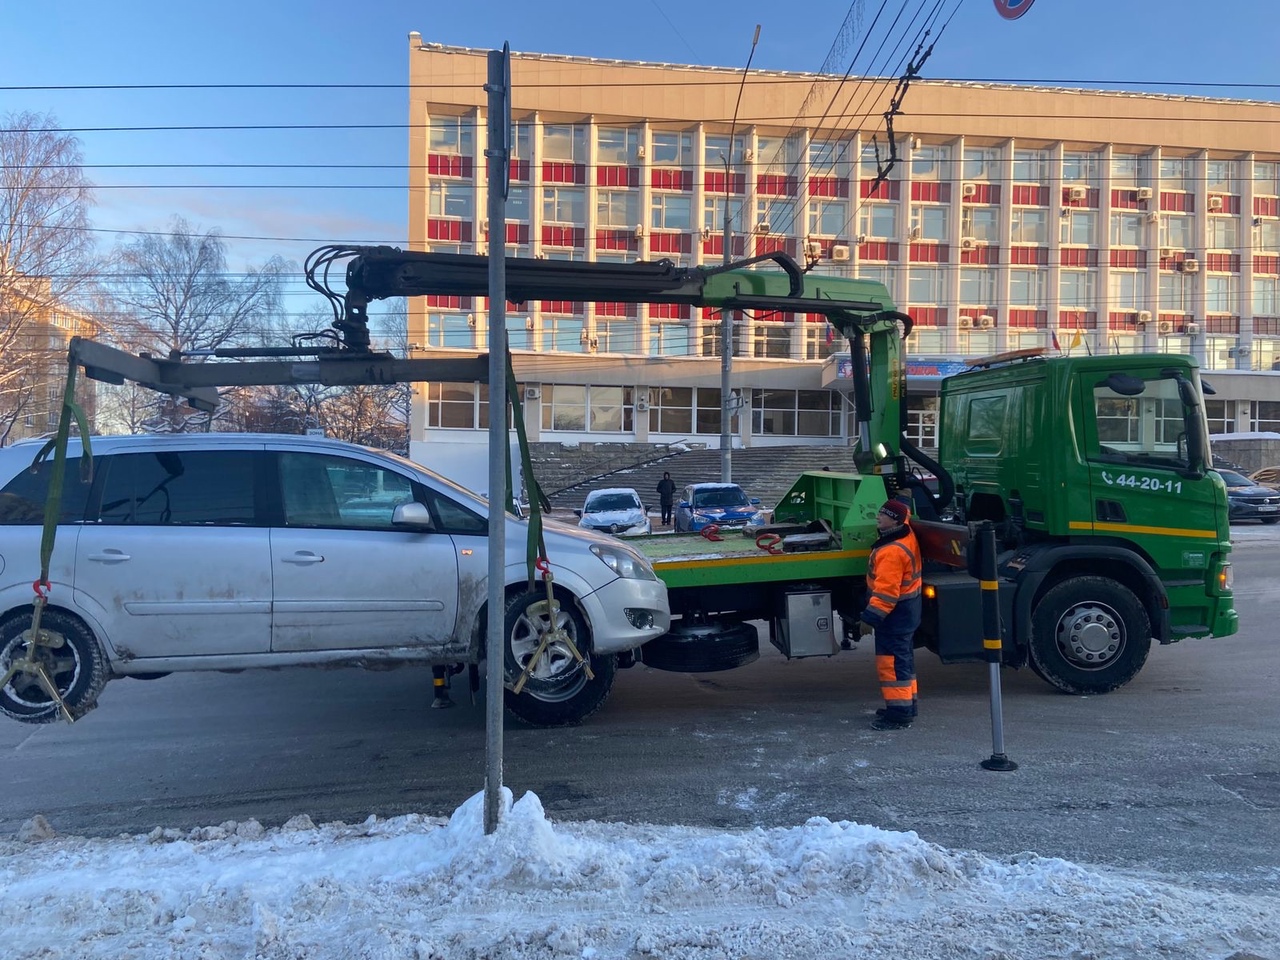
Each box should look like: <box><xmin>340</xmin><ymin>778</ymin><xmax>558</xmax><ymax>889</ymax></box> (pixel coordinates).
<box><xmin>0</xmin><ymin>434</ymin><xmax>670</xmax><ymax>727</ymax></box>
<box><xmin>575</xmin><ymin>487</ymin><xmax>651</xmax><ymax>537</ymax></box>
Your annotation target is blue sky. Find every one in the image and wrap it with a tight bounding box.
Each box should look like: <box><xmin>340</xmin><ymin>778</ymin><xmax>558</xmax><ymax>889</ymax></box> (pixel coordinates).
<box><xmin>2</xmin><ymin>0</ymin><xmax>1276</xmax><ymax>304</ymax></box>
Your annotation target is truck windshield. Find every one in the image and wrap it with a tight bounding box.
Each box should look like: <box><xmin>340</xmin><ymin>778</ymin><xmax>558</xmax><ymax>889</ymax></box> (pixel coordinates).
<box><xmin>1093</xmin><ymin>376</ymin><xmax>1198</xmax><ymax>469</ymax></box>
<box><xmin>693</xmin><ymin>487</ymin><xmax>750</xmax><ymax>508</ymax></box>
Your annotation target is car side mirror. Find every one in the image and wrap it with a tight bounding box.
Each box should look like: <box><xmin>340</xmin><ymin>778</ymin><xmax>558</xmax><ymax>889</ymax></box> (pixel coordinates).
<box><xmin>678</xmin><ymin>500</ymin><xmax>690</xmax><ymax>508</ymax></box>
<box><xmin>392</xmin><ymin>501</ymin><xmax>432</xmax><ymax>528</ymax></box>
<box><xmin>750</xmin><ymin>498</ymin><xmax>761</xmax><ymax>506</ymax></box>
<box><xmin>574</xmin><ymin>509</ymin><xmax>583</xmax><ymax>517</ymax></box>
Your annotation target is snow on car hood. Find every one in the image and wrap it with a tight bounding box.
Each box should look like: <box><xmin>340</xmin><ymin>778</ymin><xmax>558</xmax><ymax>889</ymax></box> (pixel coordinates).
<box><xmin>581</xmin><ymin>507</ymin><xmax>647</xmax><ymax>526</ymax></box>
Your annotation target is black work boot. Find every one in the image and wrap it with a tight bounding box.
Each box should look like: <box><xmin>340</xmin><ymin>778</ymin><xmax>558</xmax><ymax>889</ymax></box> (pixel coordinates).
<box><xmin>870</xmin><ymin>710</ymin><xmax>914</xmax><ymax>730</ymax></box>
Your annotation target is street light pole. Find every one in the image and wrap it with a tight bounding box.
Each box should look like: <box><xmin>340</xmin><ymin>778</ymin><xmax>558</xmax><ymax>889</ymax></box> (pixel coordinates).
<box><xmin>720</xmin><ymin>24</ymin><xmax>761</xmax><ymax>483</ymax></box>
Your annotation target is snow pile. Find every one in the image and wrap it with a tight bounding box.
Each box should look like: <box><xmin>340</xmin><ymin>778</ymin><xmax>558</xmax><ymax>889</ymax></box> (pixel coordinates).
<box><xmin>1</xmin><ymin>789</ymin><xmax>1277</xmax><ymax>959</ymax></box>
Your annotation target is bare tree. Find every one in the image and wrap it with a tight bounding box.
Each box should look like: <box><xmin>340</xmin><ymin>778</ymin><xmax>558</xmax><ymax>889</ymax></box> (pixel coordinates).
<box><xmin>110</xmin><ymin>218</ymin><xmax>287</xmax><ymax>431</ymax></box>
<box><xmin>0</xmin><ymin>111</ymin><xmax>99</xmax><ymax>445</ymax></box>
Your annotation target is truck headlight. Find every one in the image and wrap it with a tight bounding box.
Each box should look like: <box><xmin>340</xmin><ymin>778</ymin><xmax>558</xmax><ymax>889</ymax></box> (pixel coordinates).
<box><xmin>590</xmin><ymin>543</ymin><xmax>657</xmax><ymax>580</ymax></box>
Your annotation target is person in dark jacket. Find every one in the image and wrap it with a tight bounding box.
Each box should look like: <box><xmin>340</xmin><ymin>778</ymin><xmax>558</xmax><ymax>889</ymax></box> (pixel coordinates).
<box><xmin>656</xmin><ymin>472</ymin><xmax>677</xmax><ymax>525</ymax></box>
<box><xmin>860</xmin><ymin>498</ymin><xmax>923</xmax><ymax>730</ymax></box>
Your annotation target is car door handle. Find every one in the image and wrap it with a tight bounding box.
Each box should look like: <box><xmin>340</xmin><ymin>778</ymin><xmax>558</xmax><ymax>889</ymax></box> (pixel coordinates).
<box><xmin>86</xmin><ymin>550</ymin><xmax>131</xmax><ymax>563</ymax></box>
<box><xmin>282</xmin><ymin>552</ymin><xmax>325</xmax><ymax>564</ymax></box>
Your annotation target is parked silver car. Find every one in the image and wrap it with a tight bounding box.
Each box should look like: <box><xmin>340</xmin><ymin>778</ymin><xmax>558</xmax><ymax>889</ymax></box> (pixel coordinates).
<box><xmin>575</xmin><ymin>487</ymin><xmax>651</xmax><ymax>537</ymax></box>
<box><xmin>0</xmin><ymin>434</ymin><xmax>670</xmax><ymax>727</ymax></box>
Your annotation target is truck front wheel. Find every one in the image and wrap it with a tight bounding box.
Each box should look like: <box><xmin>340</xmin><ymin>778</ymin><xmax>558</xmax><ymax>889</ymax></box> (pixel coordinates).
<box><xmin>502</xmin><ymin>589</ymin><xmax>617</xmax><ymax>727</ymax></box>
<box><xmin>1028</xmin><ymin>576</ymin><xmax>1151</xmax><ymax>694</ymax></box>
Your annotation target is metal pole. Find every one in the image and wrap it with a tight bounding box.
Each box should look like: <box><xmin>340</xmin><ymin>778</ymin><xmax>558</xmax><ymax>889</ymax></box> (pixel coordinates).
<box><xmin>720</xmin><ymin>24</ymin><xmax>760</xmax><ymax>484</ymax></box>
<box><xmin>977</xmin><ymin>520</ymin><xmax>1017</xmax><ymax>772</ymax></box>
<box><xmin>483</xmin><ymin>45</ymin><xmax>511</xmax><ymax>834</ymax></box>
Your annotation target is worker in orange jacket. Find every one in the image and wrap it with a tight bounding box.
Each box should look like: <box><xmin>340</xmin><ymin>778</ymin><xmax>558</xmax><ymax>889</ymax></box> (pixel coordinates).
<box><xmin>859</xmin><ymin>498</ymin><xmax>923</xmax><ymax>730</ymax></box>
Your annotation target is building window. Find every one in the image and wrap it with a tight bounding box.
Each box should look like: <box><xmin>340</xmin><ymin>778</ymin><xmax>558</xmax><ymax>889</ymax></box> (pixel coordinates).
<box><xmin>957</xmin><ymin>330</ymin><xmax>997</xmax><ymax>357</ymax></box>
<box><xmin>905</xmin><ymin>327</ymin><xmax>944</xmax><ymax>355</ymax></box>
<box><xmin>704</xmin><ymin>134</ymin><xmax>746</xmax><ymax>169</ymax></box>
<box><xmin>1012</xmin><ymin>148</ymin><xmax>1049</xmax><ymax>183</ymax></box>
<box><xmin>962</xmin><ymin>147</ymin><xmax>999</xmax><ymax>181</ymax></box>
<box><xmin>1255</xmin><ymin>161</ymin><xmax>1280</xmax><ymax>196</ymax></box>
<box><xmin>542</xmin><ymin>384</ymin><xmax>586</xmax><ymax>431</ymax></box>
<box><xmin>1010</xmin><ymin>208</ymin><xmax>1048</xmax><ymax>244</ymax></box>
<box><xmin>807</xmin><ymin>200</ymin><xmax>848</xmax><ymax>237</ymax></box>
<box><xmin>511</xmin><ymin>122</ymin><xmax>533</xmax><ymax>161</ymax></box>
<box><xmin>960</xmin><ymin>268</ymin><xmax>997</xmax><ymax>305</ymax></box>
<box><xmin>1061</xmin><ymin>210</ymin><xmax>1096</xmax><ymax>246</ymax></box>
<box><xmin>648</xmin><ymin>320</ymin><xmax>693</xmax><ymax>357</ymax></box>
<box><xmin>1109</xmin><ymin>271</ymin><xmax>1145</xmax><ymax>310</ymax></box>
<box><xmin>857</xmin><ymin>264</ymin><xmax>897</xmax><ymax>292</ymax></box>
<box><xmin>1258</xmin><ymin>221</ymin><xmax>1280</xmax><ymax>252</ymax></box>
<box><xmin>1159</xmin><ymin>272</ymin><xmax>1192</xmax><ymax>313</ymax></box>
<box><xmin>961</xmin><ymin>207</ymin><xmax>998</xmax><ymax>243</ymax></box>
<box><xmin>1207</xmin><ymin>160</ymin><xmax>1237</xmax><ymax>194</ymax></box>
<box><xmin>652</xmin><ymin>193</ymin><xmax>694</xmax><ymax>230</ymax></box>
<box><xmin>752</xmin><ymin>320</ymin><xmax>791</xmax><ymax>359</ymax></box>
<box><xmin>506</xmin><ymin>315</ymin><xmax>532</xmax><ymax>351</ymax></box>
<box><xmin>1060</xmin><ymin>270</ymin><xmax>1097</xmax><ymax>309</ymax></box>
<box><xmin>1160</xmin><ymin>157</ymin><xmax>1195</xmax><ymax>192</ymax></box>
<box><xmin>507</xmin><ymin>185</ymin><xmax>530</xmax><ymax>221</ymax></box>
<box><xmin>429</xmin><ymin>115</ymin><xmax>473</xmax><ymax>155</ymax></box>
<box><xmin>694</xmin><ymin>387</ymin><xmax>724</xmax><ymax>435</ymax></box>
<box><xmin>540</xmin><ymin>312</ymin><xmax>586</xmax><ymax>352</ymax></box>
<box><xmin>910</xmin><ymin>144</ymin><xmax>950</xmax><ymax>181</ymax></box>
<box><xmin>1063</xmin><ymin>150</ymin><xmax>1100</xmax><ymax>184</ymax></box>
<box><xmin>587</xmin><ymin>386</ymin><xmax>634</xmax><ymax>433</ymax></box>
<box><xmin>809</xmin><ymin>139</ymin><xmax>848</xmax><ymax>176</ymax></box>
<box><xmin>858</xmin><ymin>204</ymin><xmax>897</xmax><ymax>240</ymax></box>
<box><xmin>751</xmin><ymin>389</ymin><xmax>841</xmax><ymax>438</ymax></box>
<box><xmin>1254</xmin><ymin>340</ymin><xmax>1280</xmax><ymax>372</ymax></box>
<box><xmin>1205</xmin><ymin>399</ymin><xmax>1230</xmax><ymax>435</ymax></box>
<box><xmin>905</xmin><ymin>396</ymin><xmax>938</xmax><ymax>448</ymax></box>
<box><xmin>1010</xmin><ymin>269</ymin><xmax>1046</xmax><ymax>306</ymax></box>
<box><xmin>652</xmin><ymin>131</ymin><xmax>693</xmax><ymax>166</ymax></box>
<box><xmin>542</xmin><ymin>187</ymin><xmax>584</xmax><ymax>223</ymax></box>
<box><xmin>1111</xmin><ymin>153</ymin><xmax>1143</xmax><ymax>186</ymax></box>
<box><xmin>909</xmin><ymin>205</ymin><xmax>948</xmax><ymax>242</ymax></box>
<box><xmin>908</xmin><ymin>266</ymin><xmax>945</xmax><ymax>304</ymax></box>
<box><xmin>597</xmin><ymin>191</ymin><xmax>639</xmax><ymax>228</ymax></box>
<box><xmin>804</xmin><ymin>323</ymin><xmax>842</xmax><ymax>360</ymax></box>
<box><xmin>705</xmin><ymin>196</ymin><xmax>743</xmax><ymax>234</ymax></box>
<box><xmin>428</xmin><ymin>183</ymin><xmax>473</xmax><ymax>219</ymax></box>
<box><xmin>1253</xmin><ymin>402</ymin><xmax>1280</xmax><ymax>433</ymax></box>
<box><xmin>1007</xmin><ymin>329</ymin><xmax>1053</xmax><ymax>353</ymax></box>
<box><xmin>1207</xmin><ymin>217</ymin><xmax>1239</xmax><ymax>250</ymax></box>
<box><xmin>756</xmin><ymin>198</ymin><xmax>795</xmax><ymax>233</ymax></box>
<box><xmin>1255</xmin><ymin>277</ymin><xmax>1280</xmax><ymax>316</ymax></box>
<box><xmin>755</xmin><ymin>136</ymin><xmax>799</xmax><ymax>177</ymax></box>
<box><xmin>1160</xmin><ymin>215</ymin><xmax>1193</xmax><ymax>251</ymax></box>
<box><xmin>596</xmin><ymin>318</ymin><xmax>639</xmax><ymax>354</ymax></box>
<box><xmin>596</xmin><ymin>127</ymin><xmax>639</xmax><ymax>165</ymax></box>
<box><xmin>427</xmin><ymin>313</ymin><xmax>474</xmax><ymax>349</ymax></box>
<box><xmin>542</xmin><ymin>124</ymin><xmax>586</xmax><ymax>163</ymax></box>
<box><xmin>860</xmin><ymin>141</ymin><xmax>889</xmax><ymax>178</ymax></box>
<box><xmin>427</xmin><ymin>381</ymin><xmax>486</xmax><ymax>429</ymax></box>
<box><xmin>648</xmin><ymin>386</ymin><xmax>693</xmax><ymax>433</ymax></box>
<box><xmin>1109</xmin><ymin>212</ymin><xmax>1143</xmax><ymax>247</ymax></box>
<box><xmin>1206</xmin><ymin>275</ymin><xmax>1238</xmax><ymax>314</ymax></box>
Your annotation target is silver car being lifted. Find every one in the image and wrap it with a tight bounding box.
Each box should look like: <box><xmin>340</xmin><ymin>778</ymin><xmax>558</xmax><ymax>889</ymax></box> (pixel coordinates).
<box><xmin>0</xmin><ymin>434</ymin><xmax>670</xmax><ymax>727</ymax></box>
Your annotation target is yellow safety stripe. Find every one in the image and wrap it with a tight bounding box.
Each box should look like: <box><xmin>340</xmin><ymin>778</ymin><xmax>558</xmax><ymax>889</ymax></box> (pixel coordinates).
<box><xmin>983</xmin><ymin>639</ymin><xmax>1003</xmax><ymax>649</ymax></box>
<box><xmin>656</xmin><ymin>548</ymin><xmax>871</xmax><ymax>573</ymax></box>
<box><xmin>980</xmin><ymin>579</ymin><xmax>998</xmax><ymax>591</ymax></box>
<box><xmin>1068</xmin><ymin>520</ymin><xmax>1217</xmax><ymax>539</ymax></box>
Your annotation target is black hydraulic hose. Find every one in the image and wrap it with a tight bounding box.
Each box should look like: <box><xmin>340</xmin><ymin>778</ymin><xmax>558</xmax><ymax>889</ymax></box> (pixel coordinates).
<box><xmin>900</xmin><ymin>434</ymin><xmax>955</xmax><ymax>514</ymax></box>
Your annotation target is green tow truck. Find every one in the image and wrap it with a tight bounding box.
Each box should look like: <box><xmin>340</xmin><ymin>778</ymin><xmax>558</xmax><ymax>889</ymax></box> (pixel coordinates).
<box><xmin>338</xmin><ymin>248</ymin><xmax>1236</xmax><ymax>703</ymax></box>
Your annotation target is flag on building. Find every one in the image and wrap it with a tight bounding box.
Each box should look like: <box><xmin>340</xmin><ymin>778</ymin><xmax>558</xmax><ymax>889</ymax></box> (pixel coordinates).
<box><xmin>1070</xmin><ymin>329</ymin><xmax>1084</xmax><ymax>350</ymax></box>
<box><xmin>1051</xmin><ymin>331</ymin><xmax>1061</xmax><ymax>352</ymax></box>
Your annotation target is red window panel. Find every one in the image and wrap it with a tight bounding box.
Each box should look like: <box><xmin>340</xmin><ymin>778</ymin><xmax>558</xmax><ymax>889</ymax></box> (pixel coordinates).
<box><xmin>508</xmin><ymin>159</ymin><xmax>531</xmax><ymax>183</ymax></box>
<box><xmin>1062</xmin><ymin>187</ymin><xmax>1097</xmax><ymax>208</ymax></box>
<box><xmin>910</xmin><ymin>182</ymin><xmax>947</xmax><ymax>203</ymax></box>
<box><xmin>426</xmin><ymin>155</ymin><xmax>473</xmax><ymax>179</ymax></box>
<box><xmin>1208</xmin><ymin>195</ymin><xmax>1240</xmax><ymax>215</ymax></box>
<box><xmin>704</xmin><ymin>171</ymin><xmax>747</xmax><ymax>194</ymax></box>
<box><xmin>595</xmin><ymin>230</ymin><xmax>639</xmax><ymax>252</ymax></box>
<box><xmin>702</xmin><ymin>234</ymin><xmax>747</xmax><ymax>259</ymax></box>
<box><xmin>1159</xmin><ymin>313</ymin><xmax>1193</xmax><ymax>331</ymax></box>
<box><xmin>858</xmin><ymin>240</ymin><xmax>899</xmax><ymax>261</ymax></box>
<box><xmin>756</xmin><ymin>174</ymin><xmax>798</xmax><ymax>196</ymax></box>
<box><xmin>1010</xmin><ymin>184</ymin><xmax>1046</xmax><ymax>206</ymax></box>
<box><xmin>1254</xmin><ymin>317</ymin><xmax>1280</xmax><ymax>336</ymax></box>
<box><xmin>1007</xmin><ymin>309</ymin><xmax>1046</xmax><ymax>329</ymax></box>
<box><xmin>1160</xmin><ymin>192</ymin><xmax>1192</xmax><ymax>213</ymax></box>
<box><xmin>1060</xmin><ymin>248</ymin><xmax>1099</xmax><ymax>267</ymax></box>
<box><xmin>908</xmin><ymin>306</ymin><xmax>946</xmax><ymax>327</ymax></box>
<box><xmin>427</xmin><ymin>219</ymin><xmax>463</xmax><ymax>242</ymax></box>
<box><xmin>539</xmin><ymin>300</ymin><xmax>584</xmax><ymax>314</ymax></box>
<box><xmin>504</xmin><ymin>223</ymin><xmax>530</xmax><ymax>245</ymax></box>
<box><xmin>860</xmin><ymin>179</ymin><xmax>900</xmax><ymax>201</ymax></box>
<box><xmin>804</xmin><ymin>312</ymin><xmax>829</xmax><ymax>324</ymax></box>
<box><xmin>540</xmin><ymin>225</ymin><xmax>584</xmax><ymax>247</ymax></box>
<box><xmin>424</xmin><ymin>295</ymin><xmax>472</xmax><ymax>309</ymax></box>
<box><xmin>596</xmin><ymin>302</ymin><xmax>638</xmax><ymax>318</ymax></box>
<box><xmin>651</xmin><ymin>168</ymin><xmax>694</xmax><ymax>191</ymax></box>
<box><xmin>1256</xmin><ymin>197</ymin><xmax>1280</xmax><ymax>218</ymax></box>
<box><xmin>1205</xmin><ymin>316</ymin><xmax>1240</xmax><ymax>335</ymax></box>
<box><xmin>700</xmin><ymin>306</ymin><xmax>721</xmax><ymax>321</ymax></box>
<box><xmin>909</xmin><ymin>242</ymin><xmax>945</xmax><ymax>263</ymax></box>
<box><xmin>1058</xmin><ymin>310</ymin><xmax>1098</xmax><ymax>329</ymax></box>
<box><xmin>1255</xmin><ymin>256</ymin><xmax>1280</xmax><ymax>275</ymax></box>
<box><xmin>808</xmin><ymin>177</ymin><xmax>849</xmax><ymax>199</ymax></box>
<box><xmin>1110</xmin><ymin>189</ymin><xmax>1146</xmax><ymax>210</ymax></box>
<box><xmin>1108</xmin><ymin>311</ymin><xmax>1146</xmax><ymax>330</ymax></box>
<box><xmin>650</xmin><ymin>303</ymin><xmax>692</xmax><ymax>320</ymax></box>
<box><xmin>962</xmin><ymin>183</ymin><xmax>999</xmax><ymax>205</ymax></box>
<box><xmin>1159</xmin><ymin>250</ymin><xmax>1190</xmax><ymax>270</ymax></box>
<box><xmin>754</xmin><ymin>235</ymin><xmax>796</xmax><ymax>258</ymax></box>
<box><xmin>961</xmin><ymin>246</ymin><xmax>998</xmax><ymax>265</ymax></box>
<box><xmin>1009</xmin><ymin>245</ymin><xmax>1049</xmax><ymax>265</ymax></box>
<box><xmin>1109</xmin><ymin>250</ymin><xmax>1147</xmax><ymax>269</ymax></box>
<box><xmin>1205</xmin><ymin>253</ymin><xmax>1241</xmax><ymax>272</ymax></box>
<box><xmin>650</xmin><ymin>232</ymin><xmax>693</xmax><ymax>255</ymax></box>
<box><xmin>541</xmin><ymin>161</ymin><xmax>586</xmax><ymax>185</ymax></box>
<box><xmin>596</xmin><ymin>165</ymin><xmax>641</xmax><ymax>188</ymax></box>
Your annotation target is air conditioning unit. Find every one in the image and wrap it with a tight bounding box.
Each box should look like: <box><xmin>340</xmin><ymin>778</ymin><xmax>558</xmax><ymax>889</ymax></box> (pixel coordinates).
<box><xmin>958</xmin><ymin>316</ymin><xmax>974</xmax><ymax>330</ymax></box>
<box><xmin>804</xmin><ymin>240</ymin><xmax>823</xmax><ymax>259</ymax></box>
<box><xmin>911</xmin><ymin>137</ymin><xmax>923</xmax><ymax>151</ymax></box>
<box><xmin>635</xmin><ymin>398</ymin><xmax>649</xmax><ymax>412</ymax></box>
<box><xmin>830</xmin><ymin>244</ymin><xmax>851</xmax><ymax>261</ymax></box>
<box><xmin>1159</xmin><ymin>247</ymin><xmax>1173</xmax><ymax>258</ymax></box>
<box><xmin>908</xmin><ymin>226</ymin><xmax>922</xmax><ymax>240</ymax></box>
<box><xmin>635</xmin><ymin>145</ymin><xmax>647</xmax><ymax>159</ymax></box>
<box><xmin>634</xmin><ymin>224</ymin><xmax>646</xmax><ymax>238</ymax></box>
<box><xmin>976</xmin><ymin>315</ymin><xmax>995</xmax><ymax>330</ymax></box>
<box><xmin>480</xmin><ymin>218</ymin><xmax>490</xmax><ymax>233</ymax></box>
<box><xmin>856</xmin><ymin>234</ymin><xmax>868</xmax><ymax>244</ymax></box>
<box><xmin>744</xmin><ymin>149</ymin><xmax>755</xmax><ymax>162</ymax></box>
<box><xmin>525</xmin><ymin>318</ymin><xmax>535</xmax><ymax>331</ymax></box>
<box><xmin>1136</xmin><ymin>187</ymin><xmax>1153</xmax><ymax>201</ymax></box>
<box><xmin>1146</xmin><ymin>212</ymin><xmax>1161</xmax><ymax>224</ymax></box>
<box><xmin>1182</xmin><ymin>258</ymin><xmax>1200</xmax><ymax>273</ymax></box>
<box><xmin>524</xmin><ymin>386</ymin><xmax>540</xmax><ymax>400</ymax></box>
<box><xmin>1186</xmin><ymin>321</ymin><xmax>1202</xmax><ymax>335</ymax></box>
<box><xmin>755</xmin><ymin>220</ymin><xmax>770</xmax><ymax>234</ymax></box>
<box><xmin>1157</xmin><ymin>320</ymin><xmax>1174</xmax><ymax>335</ymax></box>
<box><xmin>467</xmin><ymin>315</ymin><xmax>477</xmax><ymax>327</ymax></box>
<box><xmin>962</xmin><ymin>182</ymin><xmax>978</xmax><ymax>198</ymax></box>
<box><xmin>580</xmin><ymin>330</ymin><xmax>591</xmax><ymax>343</ymax></box>
<box><xmin>1208</xmin><ymin>196</ymin><xmax>1224</xmax><ymax>212</ymax></box>
<box><xmin>1068</xmin><ymin>186</ymin><xmax>1088</xmax><ymax>201</ymax></box>
<box><xmin>1237</xmin><ymin>343</ymin><xmax>1253</xmax><ymax>355</ymax></box>
<box><xmin>1136</xmin><ymin>310</ymin><xmax>1152</xmax><ymax>324</ymax></box>
<box><xmin>960</xmin><ymin>236</ymin><xmax>977</xmax><ymax>250</ymax></box>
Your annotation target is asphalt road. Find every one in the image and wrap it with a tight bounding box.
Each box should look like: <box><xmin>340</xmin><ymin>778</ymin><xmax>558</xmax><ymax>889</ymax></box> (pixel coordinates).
<box><xmin>3</xmin><ymin>529</ymin><xmax>1277</xmax><ymax>894</ymax></box>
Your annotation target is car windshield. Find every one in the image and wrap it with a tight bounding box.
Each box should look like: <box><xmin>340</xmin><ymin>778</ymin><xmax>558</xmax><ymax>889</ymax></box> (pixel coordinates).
<box><xmin>693</xmin><ymin>486</ymin><xmax>750</xmax><ymax>509</ymax></box>
<box><xmin>586</xmin><ymin>493</ymin><xmax>640</xmax><ymax>512</ymax></box>
<box><xmin>1217</xmin><ymin>470</ymin><xmax>1250</xmax><ymax>487</ymax></box>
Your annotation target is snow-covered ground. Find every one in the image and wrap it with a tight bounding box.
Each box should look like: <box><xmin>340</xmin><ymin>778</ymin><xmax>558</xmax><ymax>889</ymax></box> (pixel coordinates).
<box><xmin>4</xmin><ymin>789</ymin><xmax>1277</xmax><ymax>960</ymax></box>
